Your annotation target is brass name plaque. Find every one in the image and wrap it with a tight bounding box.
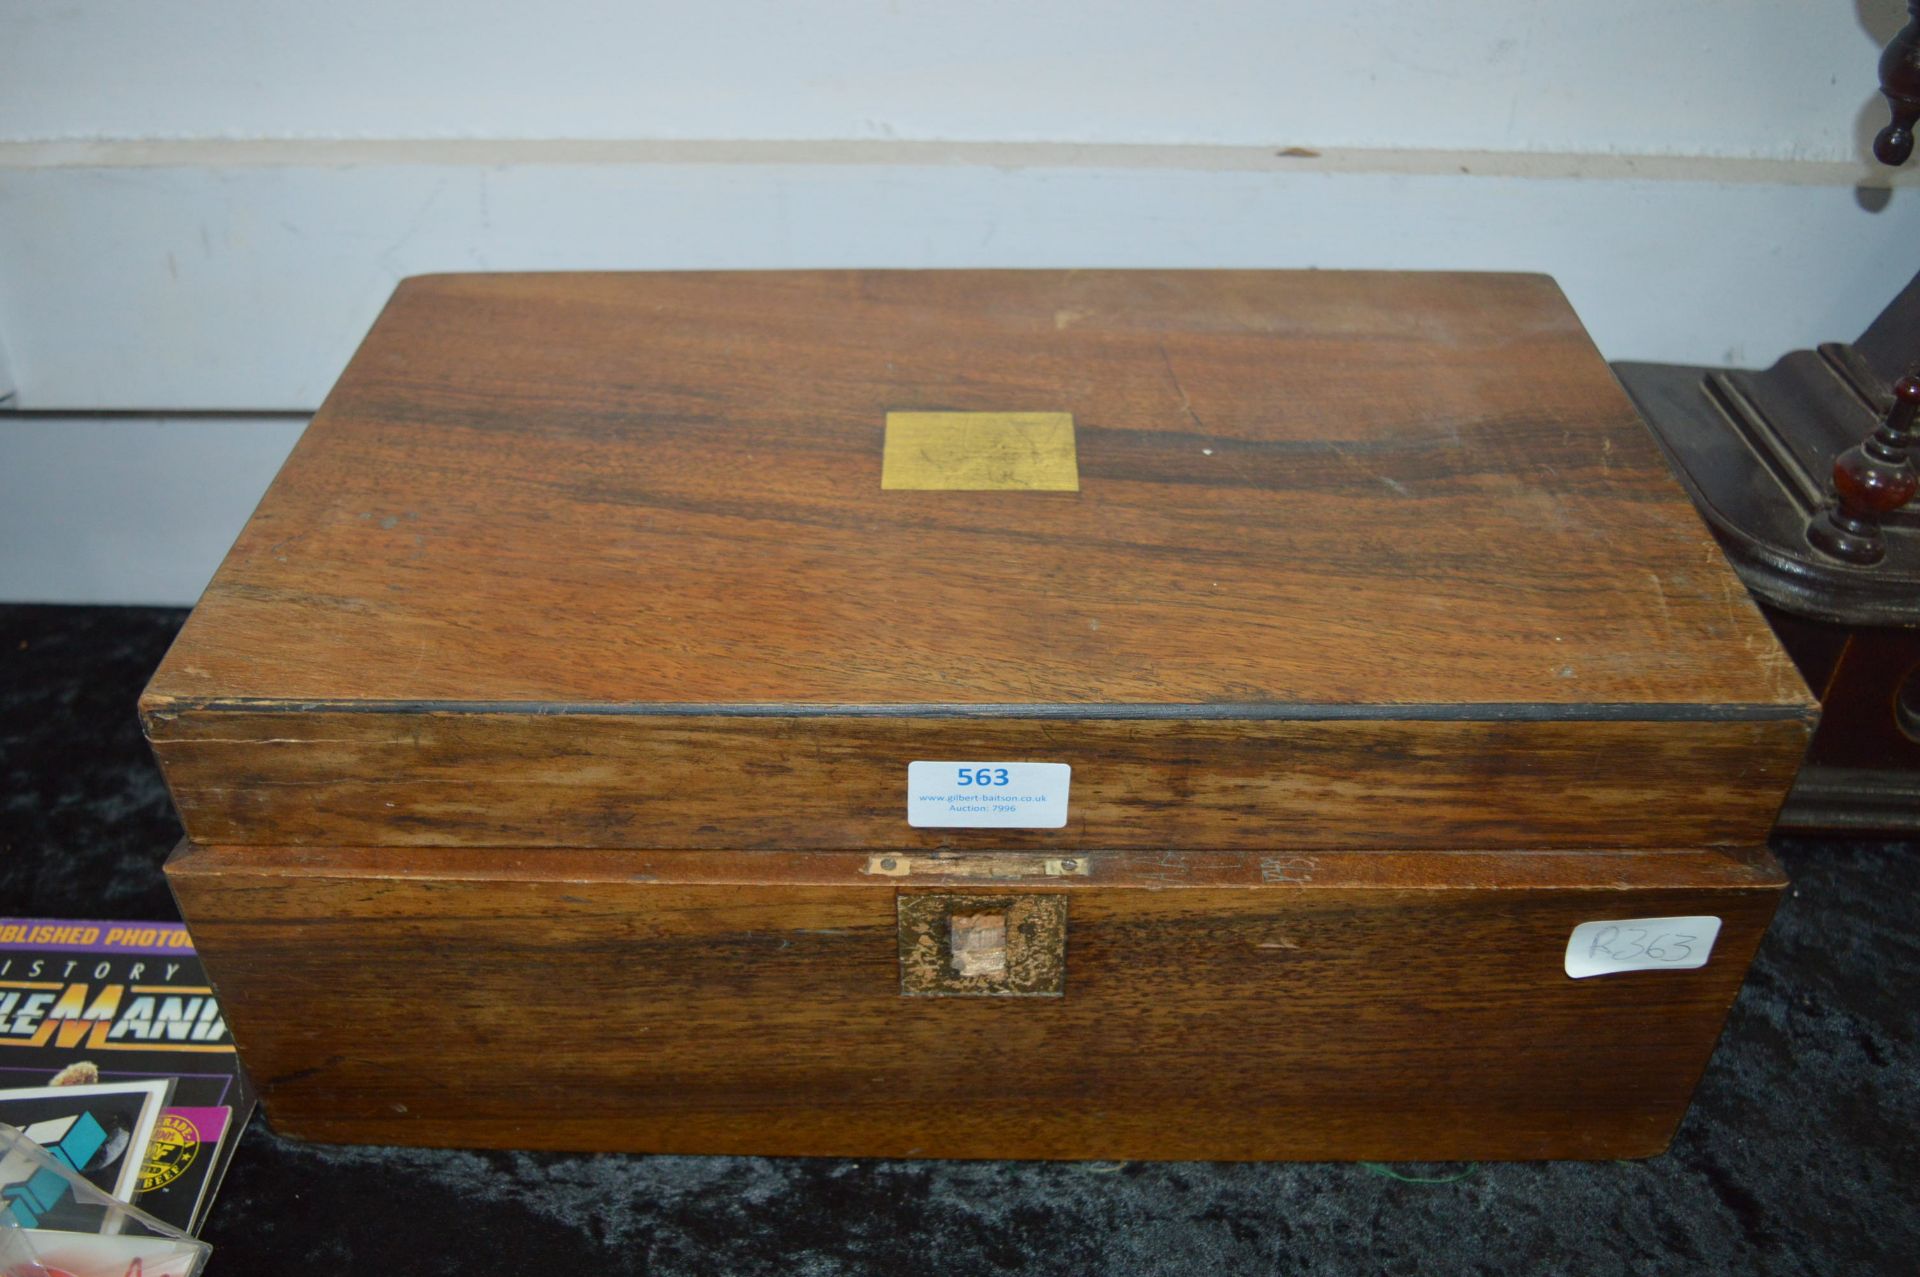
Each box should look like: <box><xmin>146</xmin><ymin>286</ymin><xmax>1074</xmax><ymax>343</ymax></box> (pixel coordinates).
<box><xmin>881</xmin><ymin>412</ymin><xmax>1079</xmax><ymax>491</ymax></box>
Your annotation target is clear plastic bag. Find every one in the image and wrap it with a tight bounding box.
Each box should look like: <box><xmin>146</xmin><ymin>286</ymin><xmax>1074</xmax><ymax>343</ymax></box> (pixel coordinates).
<box><xmin>0</xmin><ymin>1121</ymin><xmax>210</xmax><ymax>1277</ymax></box>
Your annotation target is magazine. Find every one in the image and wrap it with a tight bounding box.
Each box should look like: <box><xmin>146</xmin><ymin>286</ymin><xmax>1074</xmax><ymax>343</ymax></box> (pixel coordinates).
<box><xmin>0</xmin><ymin>919</ymin><xmax>256</xmax><ymax>1234</ymax></box>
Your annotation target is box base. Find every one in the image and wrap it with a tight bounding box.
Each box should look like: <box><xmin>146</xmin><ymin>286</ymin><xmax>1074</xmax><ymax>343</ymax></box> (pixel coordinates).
<box><xmin>167</xmin><ymin>843</ymin><xmax>1782</xmax><ymax>1161</ymax></box>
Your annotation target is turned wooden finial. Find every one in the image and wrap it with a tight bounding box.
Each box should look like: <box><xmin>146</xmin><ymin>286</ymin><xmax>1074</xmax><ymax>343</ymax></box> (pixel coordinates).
<box><xmin>1806</xmin><ymin>374</ymin><xmax>1920</xmax><ymax>564</ymax></box>
<box><xmin>1876</xmin><ymin>2</ymin><xmax>1920</xmax><ymax>164</ymax></box>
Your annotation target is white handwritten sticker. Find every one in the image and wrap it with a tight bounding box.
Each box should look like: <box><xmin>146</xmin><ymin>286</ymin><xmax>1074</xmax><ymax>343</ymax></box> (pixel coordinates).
<box><xmin>907</xmin><ymin>761</ymin><xmax>1070</xmax><ymax>828</ymax></box>
<box><xmin>1564</xmin><ymin>916</ymin><xmax>1722</xmax><ymax>978</ymax></box>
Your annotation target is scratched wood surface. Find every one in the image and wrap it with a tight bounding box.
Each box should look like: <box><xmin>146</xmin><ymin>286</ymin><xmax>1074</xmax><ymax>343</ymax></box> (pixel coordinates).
<box><xmin>150</xmin><ymin>711</ymin><xmax>1801</xmax><ymax>850</ymax></box>
<box><xmin>167</xmin><ymin>840</ymin><xmax>1783</xmax><ymax>1160</ymax></box>
<box><xmin>140</xmin><ymin>271</ymin><xmax>1815</xmax><ymax>850</ymax></box>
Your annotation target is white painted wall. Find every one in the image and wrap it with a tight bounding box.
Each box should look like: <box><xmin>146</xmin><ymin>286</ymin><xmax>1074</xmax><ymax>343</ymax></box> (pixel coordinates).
<box><xmin>0</xmin><ymin>0</ymin><xmax>1895</xmax><ymax>159</ymax></box>
<box><xmin>0</xmin><ymin>417</ymin><xmax>306</xmax><ymax>605</ymax></box>
<box><xmin>0</xmin><ymin>0</ymin><xmax>1913</xmax><ymax>603</ymax></box>
<box><xmin>4</xmin><ymin>150</ymin><xmax>1915</xmax><ymax>411</ymax></box>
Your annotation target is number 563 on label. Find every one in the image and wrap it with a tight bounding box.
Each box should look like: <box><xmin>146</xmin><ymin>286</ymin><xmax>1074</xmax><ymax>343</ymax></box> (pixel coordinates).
<box><xmin>906</xmin><ymin>761</ymin><xmax>1071</xmax><ymax>829</ymax></box>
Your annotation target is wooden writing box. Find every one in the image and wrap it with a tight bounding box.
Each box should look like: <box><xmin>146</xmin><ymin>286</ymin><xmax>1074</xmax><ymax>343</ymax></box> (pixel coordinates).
<box><xmin>148</xmin><ymin>271</ymin><xmax>1814</xmax><ymax>1160</ymax></box>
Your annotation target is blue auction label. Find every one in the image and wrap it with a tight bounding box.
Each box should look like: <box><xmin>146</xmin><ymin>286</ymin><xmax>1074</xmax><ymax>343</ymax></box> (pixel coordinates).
<box><xmin>905</xmin><ymin>761</ymin><xmax>1071</xmax><ymax>829</ymax></box>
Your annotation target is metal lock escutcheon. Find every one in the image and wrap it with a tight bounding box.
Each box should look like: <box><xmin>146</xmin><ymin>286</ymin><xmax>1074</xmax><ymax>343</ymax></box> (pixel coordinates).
<box><xmin>896</xmin><ymin>893</ymin><xmax>1067</xmax><ymax>997</ymax></box>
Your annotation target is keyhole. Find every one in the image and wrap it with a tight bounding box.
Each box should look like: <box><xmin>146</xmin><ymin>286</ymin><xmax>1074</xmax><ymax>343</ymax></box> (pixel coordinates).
<box><xmin>949</xmin><ymin>911</ymin><xmax>1008</xmax><ymax>979</ymax></box>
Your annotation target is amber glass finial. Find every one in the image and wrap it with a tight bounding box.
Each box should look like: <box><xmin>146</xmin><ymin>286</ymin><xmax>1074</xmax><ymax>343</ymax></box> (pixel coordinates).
<box><xmin>1806</xmin><ymin>375</ymin><xmax>1919</xmax><ymax>565</ymax></box>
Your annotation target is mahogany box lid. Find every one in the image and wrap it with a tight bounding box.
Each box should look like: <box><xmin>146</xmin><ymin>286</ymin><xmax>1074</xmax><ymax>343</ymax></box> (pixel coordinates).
<box><xmin>141</xmin><ymin>270</ymin><xmax>1815</xmax><ymax>852</ymax></box>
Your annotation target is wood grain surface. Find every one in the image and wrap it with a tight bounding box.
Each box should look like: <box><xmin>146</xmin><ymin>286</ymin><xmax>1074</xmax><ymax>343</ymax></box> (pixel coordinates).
<box><xmin>148</xmin><ymin>709</ymin><xmax>1804</xmax><ymax>850</ymax></box>
<box><xmin>167</xmin><ymin>841</ymin><xmax>1783</xmax><ymax>1161</ymax></box>
<box><xmin>140</xmin><ymin>271</ymin><xmax>1813</xmax><ymax>850</ymax></box>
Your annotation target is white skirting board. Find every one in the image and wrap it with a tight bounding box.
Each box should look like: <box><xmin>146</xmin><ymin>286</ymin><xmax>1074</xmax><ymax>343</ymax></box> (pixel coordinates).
<box><xmin>0</xmin><ymin>415</ymin><xmax>306</xmax><ymax>606</ymax></box>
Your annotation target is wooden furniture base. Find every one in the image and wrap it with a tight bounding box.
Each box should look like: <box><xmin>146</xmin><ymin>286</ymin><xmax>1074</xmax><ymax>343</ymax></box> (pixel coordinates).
<box><xmin>1615</xmin><ymin>271</ymin><xmax>1920</xmax><ymax>836</ymax></box>
<box><xmin>167</xmin><ymin>842</ymin><xmax>1783</xmax><ymax>1162</ymax></box>
<box><xmin>1759</xmin><ymin>603</ymin><xmax>1920</xmax><ymax>835</ymax></box>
